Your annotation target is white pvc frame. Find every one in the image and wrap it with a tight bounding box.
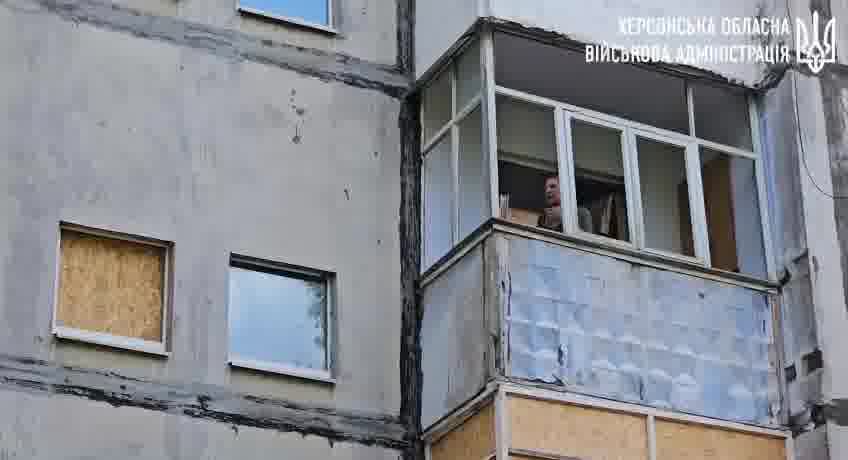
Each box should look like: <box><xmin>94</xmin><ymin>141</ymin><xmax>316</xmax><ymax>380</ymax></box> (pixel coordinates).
<box><xmin>226</xmin><ymin>254</ymin><xmax>336</xmax><ymax>384</ymax></box>
<box><xmin>52</xmin><ymin>223</ymin><xmax>172</xmax><ymax>357</ymax></box>
<box><xmin>421</xmin><ymin>38</ymin><xmax>486</xmax><ymax>271</ymax></box>
<box><xmin>477</xmin><ymin>30</ymin><xmax>776</xmax><ymax>282</ymax></box>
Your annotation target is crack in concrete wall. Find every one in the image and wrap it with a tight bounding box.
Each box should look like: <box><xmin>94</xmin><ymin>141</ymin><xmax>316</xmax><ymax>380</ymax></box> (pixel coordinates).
<box><xmin>0</xmin><ymin>354</ymin><xmax>409</xmax><ymax>449</ymax></box>
<box><xmin>0</xmin><ymin>0</ymin><xmax>410</xmax><ymax>97</ymax></box>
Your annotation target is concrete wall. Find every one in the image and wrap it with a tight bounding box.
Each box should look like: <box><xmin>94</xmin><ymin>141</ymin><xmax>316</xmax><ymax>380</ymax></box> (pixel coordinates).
<box><xmin>0</xmin><ymin>390</ymin><xmax>398</xmax><ymax>460</ymax></box>
<box><xmin>0</xmin><ymin>0</ymin><xmax>406</xmax><ymax>455</ymax></box>
<box><xmin>116</xmin><ymin>0</ymin><xmax>398</xmax><ymax>65</ymax></box>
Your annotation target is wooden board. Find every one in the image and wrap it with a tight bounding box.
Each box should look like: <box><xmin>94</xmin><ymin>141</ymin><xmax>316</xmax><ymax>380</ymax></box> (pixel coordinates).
<box><xmin>508</xmin><ymin>208</ymin><xmax>542</xmax><ymax>227</ymax></box>
<box><xmin>57</xmin><ymin>229</ymin><xmax>166</xmax><ymax>342</ymax></box>
<box><xmin>509</xmin><ymin>395</ymin><xmax>648</xmax><ymax>460</ymax></box>
<box><xmin>431</xmin><ymin>403</ymin><xmax>496</xmax><ymax>460</ymax></box>
<box><xmin>655</xmin><ymin>419</ymin><xmax>785</xmax><ymax>460</ymax></box>
<box><xmin>701</xmin><ymin>154</ymin><xmax>739</xmax><ymax>272</ymax></box>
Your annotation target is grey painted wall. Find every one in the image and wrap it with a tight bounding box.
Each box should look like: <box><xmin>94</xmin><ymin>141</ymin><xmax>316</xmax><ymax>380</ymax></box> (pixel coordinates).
<box><xmin>0</xmin><ymin>0</ymin><xmax>406</xmax><ymax>455</ymax></box>
<box><xmin>0</xmin><ymin>389</ymin><xmax>400</xmax><ymax>460</ymax></box>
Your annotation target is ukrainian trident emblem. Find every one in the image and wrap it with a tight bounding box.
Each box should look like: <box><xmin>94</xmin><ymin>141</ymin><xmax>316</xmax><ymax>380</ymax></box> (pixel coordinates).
<box><xmin>796</xmin><ymin>11</ymin><xmax>837</xmax><ymax>74</ymax></box>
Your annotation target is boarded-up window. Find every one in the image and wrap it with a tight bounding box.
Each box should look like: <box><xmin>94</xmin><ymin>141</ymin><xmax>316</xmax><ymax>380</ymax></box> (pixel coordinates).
<box><xmin>56</xmin><ymin>228</ymin><xmax>167</xmax><ymax>348</ymax></box>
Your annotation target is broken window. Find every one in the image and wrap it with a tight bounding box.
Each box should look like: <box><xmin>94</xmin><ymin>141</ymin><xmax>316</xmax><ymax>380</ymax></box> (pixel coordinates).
<box><xmin>458</xmin><ymin>106</ymin><xmax>487</xmax><ymax>240</ymax></box>
<box><xmin>423</xmin><ymin>136</ymin><xmax>453</xmax><ymax>269</ymax></box>
<box><xmin>54</xmin><ymin>225</ymin><xmax>169</xmax><ymax>355</ymax></box>
<box><xmin>699</xmin><ymin>148</ymin><xmax>767</xmax><ymax>277</ymax></box>
<box><xmin>692</xmin><ymin>83</ymin><xmax>753</xmax><ymax>150</ymax></box>
<box><xmin>635</xmin><ymin>136</ymin><xmax>694</xmax><ymax>257</ymax></box>
<box><xmin>497</xmin><ymin>95</ymin><xmax>561</xmax><ymax>232</ymax></box>
<box><xmin>570</xmin><ymin>118</ymin><xmax>630</xmax><ymax>242</ymax></box>
<box><xmin>494</xmin><ymin>32</ymin><xmax>690</xmax><ymax>134</ymax></box>
<box><xmin>455</xmin><ymin>40</ymin><xmax>482</xmax><ymax>114</ymax></box>
<box><xmin>419</xmin><ymin>32</ymin><xmax>770</xmax><ymax>279</ymax></box>
<box><xmin>237</xmin><ymin>0</ymin><xmax>333</xmax><ymax>28</ymax></box>
<box><xmin>228</xmin><ymin>256</ymin><xmax>332</xmax><ymax>380</ymax></box>
<box><xmin>487</xmin><ymin>32</ymin><xmax>770</xmax><ymax>278</ymax></box>
<box><xmin>422</xmin><ymin>68</ymin><xmax>452</xmax><ymax>144</ymax></box>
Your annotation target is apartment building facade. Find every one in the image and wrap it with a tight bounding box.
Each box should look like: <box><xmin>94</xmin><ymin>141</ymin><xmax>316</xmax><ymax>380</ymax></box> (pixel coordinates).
<box><xmin>1</xmin><ymin>0</ymin><xmax>848</xmax><ymax>459</ymax></box>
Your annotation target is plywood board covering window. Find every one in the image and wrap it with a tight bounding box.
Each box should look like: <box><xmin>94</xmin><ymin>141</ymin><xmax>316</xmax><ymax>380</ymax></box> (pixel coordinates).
<box><xmin>509</xmin><ymin>395</ymin><xmax>649</xmax><ymax>460</ymax></box>
<box><xmin>430</xmin><ymin>403</ymin><xmax>496</xmax><ymax>460</ymax></box>
<box><xmin>655</xmin><ymin>419</ymin><xmax>785</xmax><ymax>460</ymax></box>
<box><xmin>57</xmin><ymin>228</ymin><xmax>166</xmax><ymax>343</ymax></box>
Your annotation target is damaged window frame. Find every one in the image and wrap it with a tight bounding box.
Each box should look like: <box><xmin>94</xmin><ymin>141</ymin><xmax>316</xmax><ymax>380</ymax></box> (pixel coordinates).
<box><xmin>419</xmin><ymin>29</ymin><xmax>775</xmax><ymax>282</ymax></box>
<box><xmin>227</xmin><ymin>254</ymin><xmax>336</xmax><ymax>384</ymax></box>
<box><xmin>420</xmin><ymin>38</ymin><xmax>486</xmax><ymax>271</ymax></box>
<box><xmin>490</xmin><ymin>80</ymin><xmax>773</xmax><ymax>279</ymax></box>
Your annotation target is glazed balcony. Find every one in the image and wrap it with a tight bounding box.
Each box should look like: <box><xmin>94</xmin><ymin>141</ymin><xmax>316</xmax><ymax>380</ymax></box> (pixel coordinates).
<box><xmin>418</xmin><ymin>29</ymin><xmax>781</xmax><ymax>431</ymax></box>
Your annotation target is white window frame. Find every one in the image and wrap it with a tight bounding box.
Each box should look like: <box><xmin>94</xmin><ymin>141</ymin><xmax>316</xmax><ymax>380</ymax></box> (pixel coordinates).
<box><xmin>226</xmin><ymin>254</ymin><xmax>336</xmax><ymax>384</ymax></box>
<box><xmin>488</xmin><ymin>83</ymin><xmax>775</xmax><ymax>280</ymax></box>
<box><xmin>421</xmin><ymin>39</ymin><xmax>485</xmax><ymax>271</ymax></box>
<box><xmin>236</xmin><ymin>0</ymin><xmax>337</xmax><ymax>35</ymax></box>
<box><xmin>475</xmin><ymin>27</ymin><xmax>775</xmax><ymax>281</ymax></box>
<box><xmin>421</xmin><ymin>31</ymin><xmax>775</xmax><ymax>282</ymax></box>
<box><xmin>627</xmin><ymin>126</ymin><xmax>706</xmax><ymax>265</ymax></box>
<box><xmin>560</xmin><ymin>110</ymin><xmax>638</xmax><ymax>251</ymax></box>
<box><xmin>51</xmin><ymin>223</ymin><xmax>172</xmax><ymax>357</ymax></box>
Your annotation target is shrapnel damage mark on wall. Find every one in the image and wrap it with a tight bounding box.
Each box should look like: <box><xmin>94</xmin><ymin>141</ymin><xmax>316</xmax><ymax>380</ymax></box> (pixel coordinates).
<box><xmin>0</xmin><ymin>354</ymin><xmax>409</xmax><ymax>449</ymax></box>
<box><xmin>0</xmin><ymin>0</ymin><xmax>410</xmax><ymax>98</ymax></box>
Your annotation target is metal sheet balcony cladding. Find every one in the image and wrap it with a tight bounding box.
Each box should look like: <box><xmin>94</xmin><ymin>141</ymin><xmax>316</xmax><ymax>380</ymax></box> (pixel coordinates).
<box><xmin>505</xmin><ymin>236</ymin><xmax>776</xmax><ymax>424</ymax></box>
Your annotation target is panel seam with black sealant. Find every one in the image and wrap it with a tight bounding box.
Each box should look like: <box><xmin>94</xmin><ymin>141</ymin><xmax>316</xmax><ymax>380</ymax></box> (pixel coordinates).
<box><xmin>0</xmin><ymin>354</ymin><xmax>409</xmax><ymax>449</ymax></box>
<box><xmin>0</xmin><ymin>0</ymin><xmax>411</xmax><ymax>98</ymax></box>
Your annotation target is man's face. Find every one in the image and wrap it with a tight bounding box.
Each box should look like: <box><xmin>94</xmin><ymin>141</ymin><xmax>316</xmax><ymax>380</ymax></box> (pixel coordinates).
<box><xmin>544</xmin><ymin>176</ymin><xmax>560</xmax><ymax>207</ymax></box>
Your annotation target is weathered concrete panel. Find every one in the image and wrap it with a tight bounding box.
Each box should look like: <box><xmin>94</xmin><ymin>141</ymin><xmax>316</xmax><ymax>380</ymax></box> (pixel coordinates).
<box><xmin>0</xmin><ymin>4</ymin><xmax>400</xmax><ymax>416</ymax></box>
<box><xmin>420</xmin><ymin>245</ymin><xmax>488</xmax><ymax>428</ymax></box>
<box><xmin>414</xmin><ymin>0</ymin><xmax>479</xmax><ymax>78</ymax></box>
<box><xmin>502</xmin><ymin>235</ymin><xmax>778</xmax><ymax>425</ymax></box>
<box><xmin>233</xmin><ymin>0</ymin><xmax>399</xmax><ymax>66</ymax></box>
<box><xmin>80</xmin><ymin>0</ymin><xmax>400</xmax><ymax>66</ymax></box>
<box><xmin>0</xmin><ymin>389</ymin><xmax>399</xmax><ymax>460</ymax></box>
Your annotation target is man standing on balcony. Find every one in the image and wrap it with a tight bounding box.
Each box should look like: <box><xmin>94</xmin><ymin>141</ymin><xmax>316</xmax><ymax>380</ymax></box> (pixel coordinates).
<box><xmin>538</xmin><ymin>174</ymin><xmax>563</xmax><ymax>232</ymax></box>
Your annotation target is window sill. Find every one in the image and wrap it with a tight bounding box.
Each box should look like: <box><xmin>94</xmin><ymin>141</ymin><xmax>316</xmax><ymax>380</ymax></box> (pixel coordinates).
<box><xmin>237</xmin><ymin>6</ymin><xmax>339</xmax><ymax>35</ymax></box>
<box><xmin>53</xmin><ymin>326</ymin><xmax>169</xmax><ymax>357</ymax></box>
<box><xmin>228</xmin><ymin>357</ymin><xmax>336</xmax><ymax>384</ymax></box>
